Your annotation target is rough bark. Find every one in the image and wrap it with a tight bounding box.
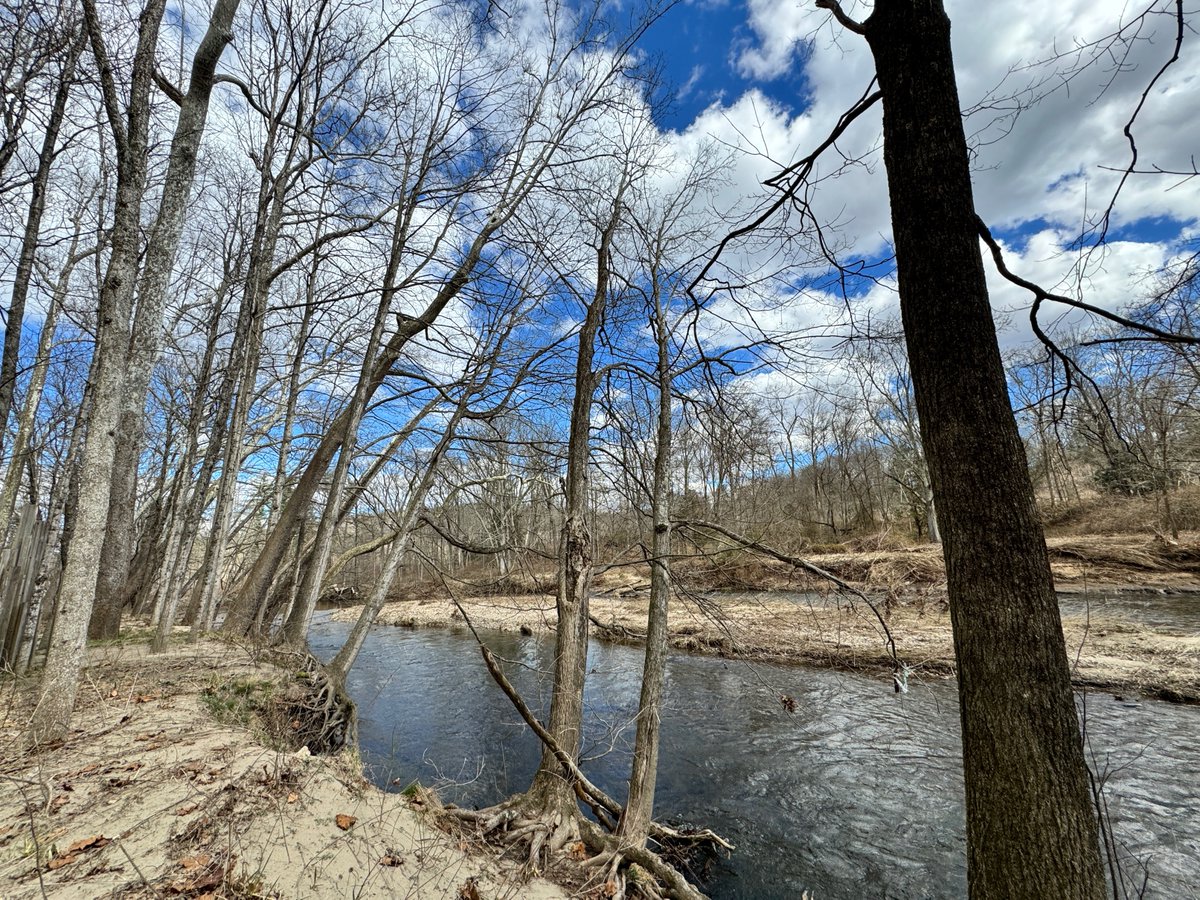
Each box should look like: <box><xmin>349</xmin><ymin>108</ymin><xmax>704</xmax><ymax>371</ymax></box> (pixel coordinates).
<box><xmin>527</xmin><ymin>196</ymin><xmax>622</xmax><ymax>813</ymax></box>
<box><xmin>90</xmin><ymin>0</ymin><xmax>240</xmax><ymax>639</ymax></box>
<box><xmin>619</xmin><ymin>278</ymin><xmax>672</xmax><ymax>846</ymax></box>
<box><xmin>861</xmin><ymin>1</ymin><xmax>1105</xmax><ymax>896</ymax></box>
<box><xmin>28</xmin><ymin>0</ymin><xmax>167</xmax><ymax>744</ymax></box>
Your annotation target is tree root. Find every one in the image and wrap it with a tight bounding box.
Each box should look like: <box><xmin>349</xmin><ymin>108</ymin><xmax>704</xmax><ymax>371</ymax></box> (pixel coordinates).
<box><xmin>265</xmin><ymin>647</ymin><xmax>356</xmax><ymax>754</ymax></box>
<box><xmin>433</xmin><ymin>643</ymin><xmax>732</xmax><ymax>898</ymax></box>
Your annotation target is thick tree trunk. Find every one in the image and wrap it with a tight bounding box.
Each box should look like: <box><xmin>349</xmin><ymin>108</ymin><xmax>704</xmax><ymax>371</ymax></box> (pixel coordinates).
<box><xmin>28</xmin><ymin>0</ymin><xmax>168</xmax><ymax>744</ymax></box>
<box><xmin>862</xmin><ymin>2</ymin><xmax>1105</xmax><ymax>896</ymax></box>
<box><xmin>89</xmin><ymin>0</ymin><xmax>240</xmax><ymax>640</ymax></box>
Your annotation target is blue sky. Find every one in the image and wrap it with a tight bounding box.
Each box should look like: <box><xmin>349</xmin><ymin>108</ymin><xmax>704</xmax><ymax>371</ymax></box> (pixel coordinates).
<box><xmin>638</xmin><ymin>0</ymin><xmax>810</xmax><ymax>131</ymax></box>
<box><xmin>617</xmin><ymin>0</ymin><xmax>1199</xmax><ymax>356</ymax></box>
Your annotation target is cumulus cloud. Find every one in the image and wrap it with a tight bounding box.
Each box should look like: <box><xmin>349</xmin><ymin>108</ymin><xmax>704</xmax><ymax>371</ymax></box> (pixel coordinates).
<box><xmin>688</xmin><ymin>0</ymin><xmax>1200</xmax><ymax>352</ymax></box>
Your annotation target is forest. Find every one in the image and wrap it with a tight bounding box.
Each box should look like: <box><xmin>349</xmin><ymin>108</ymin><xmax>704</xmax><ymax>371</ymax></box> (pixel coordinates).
<box><xmin>0</xmin><ymin>0</ymin><xmax>1198</xmax><ymax>898</ymax></box>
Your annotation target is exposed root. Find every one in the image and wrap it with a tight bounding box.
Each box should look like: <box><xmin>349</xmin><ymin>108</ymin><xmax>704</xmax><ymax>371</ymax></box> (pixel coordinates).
<box><xmin>264</xmin><ymin>648</ymin><xmax>356</xmax><ymax>753</ymax></box>
<box><xmin>577</xmin><ymin>819</ymin><xmax>704</xmax><ymax>900</ymax></box>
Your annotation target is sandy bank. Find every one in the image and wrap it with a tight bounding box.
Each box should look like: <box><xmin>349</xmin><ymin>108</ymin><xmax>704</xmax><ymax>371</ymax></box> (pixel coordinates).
<box><xmin>0</xmin><ymin>640</ymin><xmax>567</xmax><ymax>900</ymax></box>
<box><xmin>330</xmin><ymin>589</ymin><xmax>1200</xmax><ymax>703</ymax></box>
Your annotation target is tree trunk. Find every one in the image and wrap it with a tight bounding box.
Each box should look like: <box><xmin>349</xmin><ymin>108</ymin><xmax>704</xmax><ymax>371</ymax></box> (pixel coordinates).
<box><xmin>28</xmin><ymin>0</ymin><xmax>168</xmax><ymax>744</ymax></box>
<box><xmin>89</xmin><ymin>0</ymin><xmax>241</xmax><ymax>640</ymax></box>
<box><xmin>222</xmin><ymin>224</ymin><xmax>498</xmax><ymax>633</ymax></box>
<box><xmin>862</xmin><ymin>2</ymin><xmax>1105</xmax><ymax>896</ymax></box>
<box><xmin>0</xmin><ymin>222</ymin><xmax>84</xmax><ymax>535</ymax></box>
<box><xmin>326</xmin><ymin>404</ymin><xmax>466</xmax><ymax>682</ymax></box>
<box><xmin>0</xmin><ymin>31</ymin><xmax>82</xmax><ymax>457</ymax></box>
<box><xmin>619</xmin><ymin>279</ymin><xmax>672</xmax><ymax>846</ymax></box>
<box><xmin>527</xmin><ymin>195</ymin><xmax>622</xmax><ymax>814</ymax></box>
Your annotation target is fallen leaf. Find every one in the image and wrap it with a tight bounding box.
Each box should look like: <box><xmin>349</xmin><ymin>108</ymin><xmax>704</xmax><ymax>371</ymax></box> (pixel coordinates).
<box><xmin>47</xmin><ymin>854</ymin><xmax>77</xmax><ymax>870</ymax></box>
<box><xmin>569</xmin><ymin>840</ymin><xmax>587</xmax><ymax>860</ymax></box>
<box><xmin>180</xmin><ymin>853</ymin><xmax>212</xmax><ymax>870</ymax></box>
<box><xmin>175</xmin><ymin>804</ymin><xmax>199</xmax><ymax>816</ymax></box>
<box><xmin>335</xmin><ymin>814</ymin><xmax>356</xmax><ymax>831</ymax></box>
<box><xmin>457</xmin><ymin>877</ymin><xmax>482</xmax><ymax>900</ymax></box>
<box><xmin>286</xmin><ymin>792</ymin><xmax>299</xmax><ymax>804</ymax></box>
<box><xmin>66</xmin><ymin>835</ymin><xmax>110</xmax><ymax>854</ymax></box>
<box><xmin>379</xmin><ymin>854</ymin><xmax>403</xmax><ymax>867</ymax></box>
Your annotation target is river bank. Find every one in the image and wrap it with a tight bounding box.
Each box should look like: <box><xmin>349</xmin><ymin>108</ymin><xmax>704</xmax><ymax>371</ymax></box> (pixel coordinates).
<box><xmin>331</xmin><ymin>580</ymin><xmax>1200</xmax><ymax>710</ymax></box>
<box><xmin>0</xmin><ymin>640</ymin><xmax>568</xmax><ymax>900</ymax></box>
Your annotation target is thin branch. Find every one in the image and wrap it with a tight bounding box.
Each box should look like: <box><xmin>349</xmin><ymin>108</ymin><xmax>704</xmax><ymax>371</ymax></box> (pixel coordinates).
<box><xmin>815</xmin><ymin>0</ymin><xmax>867</xmax><ymax>35</ymax></box>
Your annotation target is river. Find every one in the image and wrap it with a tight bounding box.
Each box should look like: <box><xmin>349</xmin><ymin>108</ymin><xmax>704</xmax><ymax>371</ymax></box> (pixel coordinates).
<box><xmin>308</xmin><ymin>616</ymin><xmax>1199</xmax><ymax>899</ymax></box>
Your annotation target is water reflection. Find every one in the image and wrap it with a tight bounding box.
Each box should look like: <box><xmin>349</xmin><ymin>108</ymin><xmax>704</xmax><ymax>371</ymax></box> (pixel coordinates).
<box><xmin>309</xmin><ymin>618</ymin><xmax>1200</xmax><ymax>899</ymax></box>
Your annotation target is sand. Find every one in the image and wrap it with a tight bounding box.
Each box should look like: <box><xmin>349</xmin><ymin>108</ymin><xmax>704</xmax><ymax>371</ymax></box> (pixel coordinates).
<box><xmin>0</xmin><ymin>640</ymin><xmax>567</xmax><ymax>900</ymax></box>
<box><xmin>329</xmin><ymin>587</ymin><xmax>1200</xmax><ymax>703</ymax></box>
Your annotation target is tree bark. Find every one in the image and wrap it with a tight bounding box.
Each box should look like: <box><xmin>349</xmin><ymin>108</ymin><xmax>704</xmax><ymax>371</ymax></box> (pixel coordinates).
<box><xmin>861</xmin><ymin>2</ymin><xmax>1105</xmax><ymax>896</ymax></box>
<box><xmin>619</xmin><ymin>274</ymin><xmax>672</xmax><ymax>846</ymax></box>
<box><xmin>527</xmin><ymin>194</ymin><xmax>622</xmax><ymax>813</ymax></box>
<box><xmin>90</xmin><ymin>0</ymin><xmax>240</xmax><ymax>639</ymax></box>
<box><xmin>28</xmin><ymin>0</ymin><xmax>167</xmax><ymax>744</ymax></box>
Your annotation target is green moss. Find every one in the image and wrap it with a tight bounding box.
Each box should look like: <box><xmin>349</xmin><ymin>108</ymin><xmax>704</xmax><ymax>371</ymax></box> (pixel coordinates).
<box><xmin>200</xmin><ymin>676</ymin><xmax>277</xmax><ymax>730</ymax></box>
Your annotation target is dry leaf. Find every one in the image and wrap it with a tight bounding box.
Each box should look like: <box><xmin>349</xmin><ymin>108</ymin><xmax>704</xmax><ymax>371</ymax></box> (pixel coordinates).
<box><xmin>286</xmin><ymin>792</ymin><xmax>299</xmax><ymax>804</ymax></box>
<box><xmin>335</xmin><ymin>814</ymin><xmax>356</xmax><ymax>831</ymax></box>
<box><xmin>379</xmin><ymin>854</ymin><xmax>403</xmax><ymax>867</ymax></box>
<box><xmin>47</xmin><ymin>854</ymin><xmax>77</xmax><ymax>870</ymax></box>
<box><xmin>180</xmin><ymin>853</ymin><xmax>213</xmax><ymax>870</ymax></box>
<box><xmin>66</xmin><ymin>835</ymin><xmax>110</xmax><ymax>854</ymax></box>
<box><xmin>457</xmin><ymin>877</ymin><xmax>482</xmax><ymax>900</ymax></box>
<box><xmin>175</xmin><ymin>803</ymin><xmax>199</xmax><ymax>816</ymax></box>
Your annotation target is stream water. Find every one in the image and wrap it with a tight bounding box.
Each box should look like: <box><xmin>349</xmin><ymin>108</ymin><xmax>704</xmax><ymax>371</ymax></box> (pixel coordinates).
<box><xmin>308</xmin><ymin>616</ymin><xmax>1200</xmax><ymax>899</ymax></box>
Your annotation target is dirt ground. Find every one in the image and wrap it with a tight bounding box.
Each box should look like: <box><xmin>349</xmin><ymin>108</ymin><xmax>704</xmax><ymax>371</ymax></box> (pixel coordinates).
<box><xmin>334</xmin><ymin>533</ymin><xmax>1200</xmax><ymax>703</ymax></box>
<box><xmin>0</xmin><ymin>641</ymin><xmax>568</xmax><ymax>900</ymax></box>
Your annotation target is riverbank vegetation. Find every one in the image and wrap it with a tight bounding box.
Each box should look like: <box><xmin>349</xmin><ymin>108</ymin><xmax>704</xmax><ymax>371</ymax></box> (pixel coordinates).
<box><xmin>1</xmin><ymin>0</ymin><xmax>1197</xmax><ymax>897</ymax></box>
